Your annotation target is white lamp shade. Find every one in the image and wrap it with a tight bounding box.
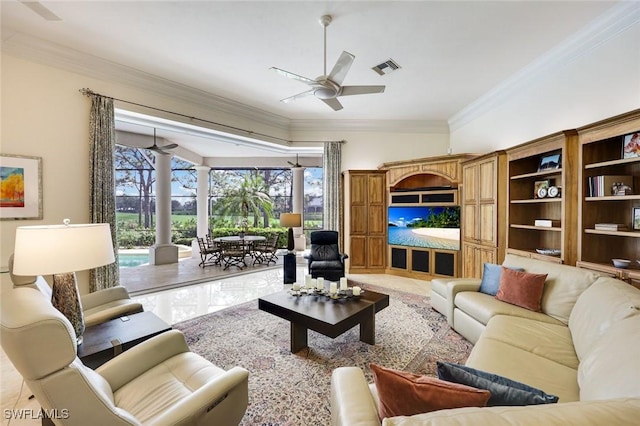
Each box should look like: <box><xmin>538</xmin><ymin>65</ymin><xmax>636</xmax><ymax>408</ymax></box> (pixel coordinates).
<box><xmin>280</xmin><ymin>213</ymin><xmax>301</xmax><ymax>228</ymax></box>
<box><xmin>13</xmin><ymin>223</ymin><xmax>115</xmax><ymax>276</ymax></box>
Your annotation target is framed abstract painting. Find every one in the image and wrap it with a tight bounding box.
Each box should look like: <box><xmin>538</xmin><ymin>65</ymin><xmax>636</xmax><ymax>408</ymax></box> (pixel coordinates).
<box><xmin>0</xmin><ymin>154</ymin><xmax>43</xmax><ymax>220</ymax></box>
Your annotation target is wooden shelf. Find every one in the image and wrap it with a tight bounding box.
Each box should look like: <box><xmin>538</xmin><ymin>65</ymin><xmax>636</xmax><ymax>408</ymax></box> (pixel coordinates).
<box><xmin>584</xmin><ymin>156</ymin><xmax>640</xmax><ymax>170</ymax></box>
<box><xmin>585</xmin><ymin>195</ymin><xmax>640</xmax><ymax>201</ymax></box>
<box><xmin>585</xmin><ymin>229</ymin><xmax>640</xmax><ymax>237</ymax></box>
<box><xmin>511</xmin><ymin>198</ymin><xmax>561</xmax><ymax>204</ymax></box>
<box><xmin>510</xmin><ymin>168</ymin><xmax>563</xmax><ymax>180</ymax></box>
<box><xmin>511</xmin><ymin>224</ymin><xmax>562</xmax><ymax>231</ymax></box>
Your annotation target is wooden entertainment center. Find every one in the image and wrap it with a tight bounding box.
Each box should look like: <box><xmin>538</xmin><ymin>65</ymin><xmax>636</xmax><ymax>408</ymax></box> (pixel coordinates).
<box><xmin>344</xmin><ymin>154</ymin><xmax>475</xmax><ymax>280</ymax></box>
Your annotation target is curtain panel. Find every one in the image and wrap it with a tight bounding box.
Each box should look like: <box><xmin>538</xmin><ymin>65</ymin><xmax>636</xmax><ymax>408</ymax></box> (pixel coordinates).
<box><xmin>322</xmin><ymin>141</ymin><xmax>342</xmax><ymax>231</ymax></box>
<box><xmin>88</xmin><ymin>95</ymin><xmax>119</xmax><ymax>291</ymax></box>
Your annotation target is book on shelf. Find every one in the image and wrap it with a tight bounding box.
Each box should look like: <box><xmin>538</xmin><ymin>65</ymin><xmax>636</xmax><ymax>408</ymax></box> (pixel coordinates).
<box><xmin>534</xmin><ymin>219</ymin><xmax>560</xmax><ymax>227</ymax></box>
<box><xmin>586</xmin><ymin>175</ymin><xmax>634</xmax><ymax>197</ymax></box>
<box><xmin>594</xmin><ymin>223</ymin><xmax>629</xmax><ymax>231</ymax></box>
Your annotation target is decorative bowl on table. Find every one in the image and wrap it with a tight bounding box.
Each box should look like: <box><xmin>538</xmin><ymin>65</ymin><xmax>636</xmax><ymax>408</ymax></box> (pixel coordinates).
<box><xmin>612</xmin><ymin>259</ymin><xmax>630</xmax><ymax>268</ymax></box>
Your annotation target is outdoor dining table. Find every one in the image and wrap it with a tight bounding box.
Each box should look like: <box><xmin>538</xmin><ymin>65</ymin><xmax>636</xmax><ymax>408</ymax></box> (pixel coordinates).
<box><xmin>213</xmin><ymin>235</ymin><xmax>266</xmax><ymax>258</ymax></box>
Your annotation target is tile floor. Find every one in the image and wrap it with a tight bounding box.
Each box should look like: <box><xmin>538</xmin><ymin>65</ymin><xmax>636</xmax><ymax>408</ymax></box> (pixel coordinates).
<box><xmin>1</xmin><ymin>266</ymin><xmax>430</xmax><ymax>425</ymax></box>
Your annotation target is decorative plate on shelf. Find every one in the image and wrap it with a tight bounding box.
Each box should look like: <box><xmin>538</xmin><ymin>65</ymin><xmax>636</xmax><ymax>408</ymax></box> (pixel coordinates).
<box><xmin>536</xmin><ymin>248</ymin><xmax>561</xmax><ymax>256</ymax></box>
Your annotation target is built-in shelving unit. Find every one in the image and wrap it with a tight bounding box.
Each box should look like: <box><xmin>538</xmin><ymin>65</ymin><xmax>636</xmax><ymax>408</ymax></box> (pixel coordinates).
<box><xmin>576</xmin><ymin>109</ymin><xmax>640</xmax><ymax>287</ymax></box>
<box><xmin>505</xmin><ymin>131</ymin><xmax>579</xmax><ymax>265</ymax></box>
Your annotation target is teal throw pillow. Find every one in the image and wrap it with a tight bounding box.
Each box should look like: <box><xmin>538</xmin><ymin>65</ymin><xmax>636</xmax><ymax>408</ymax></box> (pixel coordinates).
<box><xmin>436</xmin><ymin>362</ymin><xmax>559</xmax><ymax>406</ymax></box>
<box><xmin>478</xmin><ymin>263</ymin><xmax>523</xmax><ymax>296</ymax></box>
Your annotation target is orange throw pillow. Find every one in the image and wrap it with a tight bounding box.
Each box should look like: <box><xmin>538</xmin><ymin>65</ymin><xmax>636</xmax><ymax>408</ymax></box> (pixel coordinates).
<box><xmin>496</xmin><ymin>267</ymin><xmax>547</xmax><ymax>312</ymax></box>
<box><xmin>370</xmin><ymin>364</ymin><xmax>490</xmax><ymax>419</ymax></box>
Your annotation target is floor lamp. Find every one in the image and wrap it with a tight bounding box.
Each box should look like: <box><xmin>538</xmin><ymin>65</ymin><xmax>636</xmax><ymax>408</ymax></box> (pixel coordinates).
<box><xmin>12</xmin><ymin>220</ymin><xmax>116</xmax><ymax>344</ymax></box>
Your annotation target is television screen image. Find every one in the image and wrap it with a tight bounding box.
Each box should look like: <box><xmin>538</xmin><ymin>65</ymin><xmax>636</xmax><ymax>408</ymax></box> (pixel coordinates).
<box><xmin>388</xmin><ymin>206</ymin><xmax>460</xmax><ymax>250</ymax></box>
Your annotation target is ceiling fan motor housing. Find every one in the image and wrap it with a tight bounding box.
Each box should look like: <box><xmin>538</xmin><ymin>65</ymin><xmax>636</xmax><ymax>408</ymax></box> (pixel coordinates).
<box><xmin>313</xmin><ymin>80</ymin><xmax>340</xmax><ymax>99</ymax></box>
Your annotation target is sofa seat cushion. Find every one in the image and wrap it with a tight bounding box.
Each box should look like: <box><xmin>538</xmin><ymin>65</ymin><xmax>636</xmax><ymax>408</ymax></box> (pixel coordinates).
<box><xmin>481</xmin><ymin>316</ymin><xmax>578</xmax><ymax>369</ymax></box>
<box><xmin>569</xmin><ymin>277</ymin><xmax>640</xmax><ymax>361</ymax></box>
<box><xmin>465</xmin><ymin>337</ymin><xmax>579</xmax><ymax>402</ymax></box>
<box><xmin>454</xmin><ymin>292</ymin><xmax>564</xmax><ymax>327</ymax></box>
<box><xmin>578</xmin><ymin>316</ymin><xmax>640</xmax><ymax>401</ymax></box>
<box><xmin>114</xmin><ymin>352</ymin><xmax>226</xmax><ymax>424</ymax></box>
<box><xmin>381</xmin><ymin>398</ymin><xmax>640</xmax><ymax>426</ymax></box>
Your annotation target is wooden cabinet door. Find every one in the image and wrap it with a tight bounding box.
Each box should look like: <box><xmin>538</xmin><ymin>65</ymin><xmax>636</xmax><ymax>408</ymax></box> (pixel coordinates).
<box><xmin>478</xmin><ymin>203</ymin><xmax>496</xmax><ymax>245</ymax></box>
<box><xmin>462</xmin><ymin>243</ymin><xmax>478</xmax><ymax>277</ymax></box>
<box><xmin>368</xmin><ymin>173</ymin><xmax>385</xmax><ymax>204</ymax></box>
<box><xmin>479</xmin><ymin>159</ymin><xmax>497</xmax><ymax>202</ymax></box>
<box><xmin>349</xmin><ymin>236</ymin><xmax>367</xmax><ymax>269</ymax></box>
<box><xmin>350</xmin><ymin>174</ymin><xmax>366</xmax><ymax>204</ymax></box>
<box><xmin>463</xmin><ymin>164</ymin><xmax>478</xmax><ymax>204</ymax></box>
<box><xmin>367</xmin><ymin>236</ymin><xmax>386</xmax><ymax>268</ymax></box>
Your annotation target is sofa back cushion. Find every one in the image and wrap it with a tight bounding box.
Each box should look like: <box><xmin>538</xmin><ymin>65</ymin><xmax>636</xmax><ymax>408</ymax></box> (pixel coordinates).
<box><xmin>569</xmin><ymin>277</ymin><xmax>640</xmax><ymax>361</ymax></box>
<box><xmin>578</xmin><ymin>316</ymin><xmax>640</xmax><ymax>400</ymax></box>
<box><xmin>501</xmin><ymin>254</ymin><xmax>602</xmax><ymax>324</ymax></box>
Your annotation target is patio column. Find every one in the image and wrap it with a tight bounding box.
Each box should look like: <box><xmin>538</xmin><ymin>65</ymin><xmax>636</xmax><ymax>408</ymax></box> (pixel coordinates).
<box><xmin>149</xmin><ymin>151</ymin><xmax>178</xmax><ymax>265</ymax></box>
<box><xmin>192</xmin><ymin>165</ymin><xmax>210</xmax><ymax>259</ymax></box>
<box><xmin>292</xmin><ymin>166</ymin><xmax>305</xmax><ymax>248</ymax></box>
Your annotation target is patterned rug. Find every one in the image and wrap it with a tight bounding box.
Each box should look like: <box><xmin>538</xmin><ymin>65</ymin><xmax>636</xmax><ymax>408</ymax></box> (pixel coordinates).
<box><xmin>173</xmin><ymin>283</ymin><xmax>473</xmax><ymax>426</ymax></box>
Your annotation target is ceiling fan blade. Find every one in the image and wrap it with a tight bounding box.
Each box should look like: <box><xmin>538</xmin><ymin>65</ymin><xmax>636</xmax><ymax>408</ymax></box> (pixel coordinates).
<box><xmin>280</xmin><ymin>89</ymin><xmax>315</xmax><ymax>104</ymax></box>
<box><xmin>20</xmin><ymin>1</ymin><xmax>62</xmax><ymax>21</ymax></box>
<box><xmin>161</xmin><ymin>143</ymin><xmax>178</xmax><ymax>150</ymax></box>
<box><xmin>328</xmin><ymin>51</ymin><xmax>355</xmax><ymax>85</ymax></box>
<box><xmin>321</xmin><ymin>98</ymin><xmax>343</xmax><ymax>111</ymax></box>
<box><xmin>340</xmin><ymin>85</ymin><xmax>386</xmax><ymax>96</ymax></box>
<box><xmin>270</xmin><ymin>67</ymin><xmax>318</xmax><ymax>86</ymax></box>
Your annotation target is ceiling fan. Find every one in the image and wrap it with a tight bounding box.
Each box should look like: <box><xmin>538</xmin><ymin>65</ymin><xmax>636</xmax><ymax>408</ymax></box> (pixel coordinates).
<box><xmin>144</xmin><ymin>128</ymin><xmax>178</xmax><ymax>154</ymax></box>
<box><xmin>271</xmin><ymin>15</ymin><xmax>385</xmax><ymax>111</ymax></box>
<box><xmin>287</xmin><ymin>154</ymin><xmax>311</xmax><ymax>168</ymax></box>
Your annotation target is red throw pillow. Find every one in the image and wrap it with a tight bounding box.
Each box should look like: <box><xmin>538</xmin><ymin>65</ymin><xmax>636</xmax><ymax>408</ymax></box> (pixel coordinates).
<box><xmin>496</xmin><ymin>267</ymin><xmax>547</xmax><ymax>312</ymax></box>
<box><xmin>370</xmin><ymin>364</ymin><xmax>490</xmax><ymax>419</ymax></box>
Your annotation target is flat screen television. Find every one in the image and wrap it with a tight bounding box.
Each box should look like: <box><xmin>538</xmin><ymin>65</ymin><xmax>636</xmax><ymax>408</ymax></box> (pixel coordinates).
<box><xmin>388</xmin><ymin>206</ymin><xmax>460</xmax><ymax>250</ymax></box>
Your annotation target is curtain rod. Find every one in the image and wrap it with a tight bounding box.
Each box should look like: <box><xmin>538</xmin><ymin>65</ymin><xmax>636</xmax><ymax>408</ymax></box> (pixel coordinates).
<box><xmin>79</xmin><ymin>88</ymin><xmax>345</xmax><ymax>145</ymax></box>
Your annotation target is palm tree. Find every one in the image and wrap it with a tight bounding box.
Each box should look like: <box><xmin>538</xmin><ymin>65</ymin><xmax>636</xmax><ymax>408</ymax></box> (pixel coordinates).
<box><xmin>214</xmin><ymin>174</ymin><xmax>273</xmax><ymax>228</ymax></box>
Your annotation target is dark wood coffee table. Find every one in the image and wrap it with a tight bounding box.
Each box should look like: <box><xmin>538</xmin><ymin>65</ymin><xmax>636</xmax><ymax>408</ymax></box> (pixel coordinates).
<box><xmin>258</xmin><ymin>286</ymin><xmax>389</xmax><ymax>353</ymax></box>
<box><xmin>78</xmin><ymin>311</ymin><xmax>172</xmax><ymax>369</ymax></box>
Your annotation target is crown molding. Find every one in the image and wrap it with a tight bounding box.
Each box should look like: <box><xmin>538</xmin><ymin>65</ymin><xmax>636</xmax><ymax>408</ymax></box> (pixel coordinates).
<box><xmin>1</xmin><ymin>30</ymin><xmax>293</xmax><ymax>132</ymax></box>
<box><xmin>448</xmin><ymin>2</ymin><xmax>640</xmax><ymax>132</ymax></box>
<box><xmin>290</xmin><ymin>119</ymin><xmax>449</xmax><ymax>134</ymax></box>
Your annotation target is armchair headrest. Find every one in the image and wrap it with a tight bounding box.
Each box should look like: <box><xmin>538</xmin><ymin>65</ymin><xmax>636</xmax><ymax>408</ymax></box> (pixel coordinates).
<box><xmin>310</xmin><ymin>230</ymin><xmax>339</xmax><ymax>245</ymax></box>
<box><xmin>1</xmin><ymin>287</ymin><xmax>77</xmax><ymax>380</ymax></box>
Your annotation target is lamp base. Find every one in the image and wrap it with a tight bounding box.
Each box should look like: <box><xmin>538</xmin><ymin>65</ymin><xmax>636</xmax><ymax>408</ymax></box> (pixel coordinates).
<box><xmin>52</xmin><ymin>272</ymin><xmax>85</xmax><ymax>345</ymax></box>
<box><xmin>287</xmin><ymin>227</ymin><xmax>295</xmax><ymax>252</ymax></box>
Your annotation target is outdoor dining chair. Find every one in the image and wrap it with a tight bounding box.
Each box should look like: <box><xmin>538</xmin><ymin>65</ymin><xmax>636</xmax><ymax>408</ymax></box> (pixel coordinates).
<box><xmin>197</xmin><ymin>236</ymin><xmax>221</xmax><ymax>268</ymax></box>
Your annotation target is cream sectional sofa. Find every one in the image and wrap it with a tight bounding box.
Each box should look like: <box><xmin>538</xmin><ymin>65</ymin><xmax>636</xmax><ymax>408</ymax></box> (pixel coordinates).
<box><xmin>331</xmin><ymin>255</ymin><xmax>640</xmax><ymax>425</ymax></box>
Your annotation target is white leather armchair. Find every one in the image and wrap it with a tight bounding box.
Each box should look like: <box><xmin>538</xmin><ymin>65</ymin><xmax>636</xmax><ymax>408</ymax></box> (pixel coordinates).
<box><xmin>8</xmin><ymin>254</ymin><xmax>143</xmax><ymax>326</ymax></box>
<box><xmin>1</xmin><ymin>287</ymin><xmax>249</xmax><ymax>425</ymax></box>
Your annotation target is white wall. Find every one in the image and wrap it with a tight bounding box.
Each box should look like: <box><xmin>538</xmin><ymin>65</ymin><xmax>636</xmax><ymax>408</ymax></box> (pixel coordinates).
<box><xmin>450</xmin><ymin>18</ymin><xmax>639</xmax><ymax>152</ymax></box>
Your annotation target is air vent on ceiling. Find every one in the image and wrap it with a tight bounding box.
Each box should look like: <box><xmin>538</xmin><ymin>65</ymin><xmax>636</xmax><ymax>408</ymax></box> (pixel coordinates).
<box><xmin>372</xmin><ymin>59</ymin><xmax>401</xmax><ymax>76</ymax></box>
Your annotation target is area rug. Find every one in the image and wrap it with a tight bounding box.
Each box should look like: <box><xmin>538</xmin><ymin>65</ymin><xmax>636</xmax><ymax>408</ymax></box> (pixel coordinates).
<box><xmin>173</xmin><ymin>283</ymin><xmax>473</xmax><ymax>426</ymax></box>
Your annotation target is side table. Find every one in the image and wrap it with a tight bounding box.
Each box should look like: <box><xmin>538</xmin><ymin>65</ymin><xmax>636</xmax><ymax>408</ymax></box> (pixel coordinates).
<box><xmin>78</xmin><ymin>311</ymin><xmax>171</xmax><ymax>369</ymax></box>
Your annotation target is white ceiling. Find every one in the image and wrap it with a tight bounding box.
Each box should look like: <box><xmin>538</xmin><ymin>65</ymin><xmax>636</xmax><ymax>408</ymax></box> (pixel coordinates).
<box><xmin>1</xmin><ymin>1</ymin><xmax>619</xmax><ymax>159</ymax></box>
